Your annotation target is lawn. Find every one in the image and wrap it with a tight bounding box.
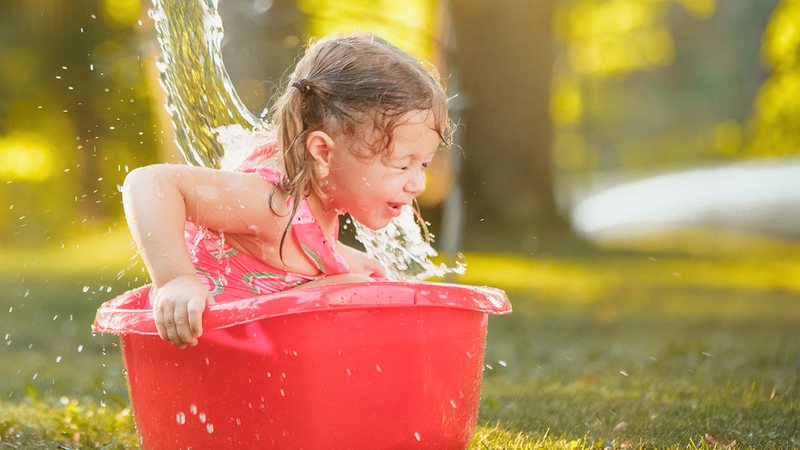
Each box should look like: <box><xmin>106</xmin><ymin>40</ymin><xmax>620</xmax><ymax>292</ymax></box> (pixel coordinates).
<box><xmin>0</xmin><ymin>230</ymin><xmax>798</xmax><ymax>449</ymax></box>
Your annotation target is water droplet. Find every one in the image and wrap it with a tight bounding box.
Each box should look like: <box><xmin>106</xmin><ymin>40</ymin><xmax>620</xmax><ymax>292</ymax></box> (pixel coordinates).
<box><xmin>206</xmin><ymin>423</ymin><xmax>214</xmax><ymax>434</ymax></box>
<box><xmin>190</xmin><ymin>404</ymin><xmax>197</xmax><ymax>414</ymax></box>
<box><xmin>414</xmin><ymin>432</ymin><xmax>421</xmax><ymax>441</ymax></box>
<box><xmin>77</xmin><ymin>345</ymin><xmax>83</xmax><ymax>352</ymax></box>
<box><xmin>375</xmin><ymin>364</ymin><xmax>381</xmax><ymax>372</ymax></box>
<box><xmin>279</xmin><ymin>389</ymin><xmax>285</xmax><ymax>397</ymax></box>
<box><xmin>82</xmin><ymin>286</ymin><xmax>90</xmax><ymax>293</ymax></box>
<box><xmin>449</xmin><ymin>400</ymin><xmax>457</xmax><ymax>408</ymax></box>
<box><xmin>176</xmin><ymin>412</ymin><xmax>186</xmax><ymax>424</ymax></box>
<box><xmin>498</xmin><ymin>360</ymin><xmax>507</xmax><ymax>367</ymax></box>
<box><xmin>56</xmin><ymin>356</ymin><xmax>62</xmax><ymax>363</ymax></box>
<box><xmin>619</xmin><ymin>370</ymin><xmax>629</xmax><ymax>377</ymax></box>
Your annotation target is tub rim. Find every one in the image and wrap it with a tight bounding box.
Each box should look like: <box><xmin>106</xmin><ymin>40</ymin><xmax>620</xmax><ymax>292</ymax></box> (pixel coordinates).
<box><xmin>92</xmin><ymin>280</ymin><xmax>511</xmax><ymax>336</ymax></box>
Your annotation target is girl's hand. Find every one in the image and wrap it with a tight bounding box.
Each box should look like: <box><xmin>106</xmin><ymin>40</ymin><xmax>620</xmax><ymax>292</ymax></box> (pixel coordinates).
<box><xmin>152</xmin><ymin>275</ymin><xmax>215</xmax><ymax>348</ymax></box>
<box><xmin>355</xmin><ymin>255</ymin><xmax>387</xmax><ymax>279</ymax></box>
<box><xmin>338</xmin><ymin>243</ymin><xmax>386</xmax><ymax>279</ymax></box>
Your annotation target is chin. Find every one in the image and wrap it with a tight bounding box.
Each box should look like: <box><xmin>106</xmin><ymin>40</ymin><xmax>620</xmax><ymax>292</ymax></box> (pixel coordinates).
<box><xmin>365</xmin><ymin>220</ymin><xmax>391</xmax><ymax>231</ymax></box>
<box><xmin>353</xmin><ymin>215</ymin><xmax>391</xmax><ymax>231</ymax></box>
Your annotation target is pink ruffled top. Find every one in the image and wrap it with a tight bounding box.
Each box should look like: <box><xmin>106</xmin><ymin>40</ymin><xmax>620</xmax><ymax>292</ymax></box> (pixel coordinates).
<box><xmin>182</xmin><ymin>142</ymin><xmax>350</xmax><ymax>301</ymax></box>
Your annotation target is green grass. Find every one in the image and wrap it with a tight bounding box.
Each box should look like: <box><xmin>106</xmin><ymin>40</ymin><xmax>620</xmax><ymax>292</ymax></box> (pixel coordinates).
<box><xmin>0</xmin><ymin>231</ymin><xmax>798</xmax><ymax>449</ymax></box>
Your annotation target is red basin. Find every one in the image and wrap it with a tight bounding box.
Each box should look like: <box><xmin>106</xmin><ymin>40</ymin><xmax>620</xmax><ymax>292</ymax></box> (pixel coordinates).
<box><xmin>93</xmin><ymin>281</ymin><xmax>511</xmax><ymax>450</ymax></box>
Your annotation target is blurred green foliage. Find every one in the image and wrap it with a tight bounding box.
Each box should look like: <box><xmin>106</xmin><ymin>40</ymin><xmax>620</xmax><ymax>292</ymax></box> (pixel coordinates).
<box><xmin>746</xmin><ymin>0</ymin><xmax>800</xmax><ymax>157</ymax></box>
<box><xmin>298</xmin><ymin>0</ymin><xmax>439</xmax><ymax>61</ymax></box>
<box><xmin>0</xmin><ymin>0</ymin><xmax>159</xmax><ymax>244</ymax></box>
<box><xmin>551</xmin><ymin>0</ymin><xmax>792</xmax><ymax>188</ymax></box>
<box><xmin>0</xmin><ymin>0</ymin><xmax>796</xmax><ymax>244</ymax></box>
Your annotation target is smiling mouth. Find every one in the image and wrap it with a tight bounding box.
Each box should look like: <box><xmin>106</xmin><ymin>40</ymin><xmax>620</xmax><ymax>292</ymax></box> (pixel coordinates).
<box><xmin>387</xmin><ymin>203</ymin><xmax>407</xmax><ymax>217</ymax></box>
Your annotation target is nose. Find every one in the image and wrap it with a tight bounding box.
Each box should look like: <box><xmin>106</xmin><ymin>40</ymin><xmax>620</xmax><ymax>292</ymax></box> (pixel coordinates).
<box><xmin>405</xmin><ymin>170</ymin><xmax>426</xmax><ymax>196</ymax></box>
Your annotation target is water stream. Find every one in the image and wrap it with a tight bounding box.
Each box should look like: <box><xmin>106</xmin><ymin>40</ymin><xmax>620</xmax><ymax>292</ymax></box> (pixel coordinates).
<box><xmin>150</xmin><ymin>0</ymin><xmax>463</xmax><ymax>280</ymax></box>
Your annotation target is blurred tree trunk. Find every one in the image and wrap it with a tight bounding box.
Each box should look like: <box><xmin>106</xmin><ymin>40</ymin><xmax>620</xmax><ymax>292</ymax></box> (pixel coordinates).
<box><xmin>450</xmin><ymin>0</ymin><xmax>567</xmax><ymax>244</ymax></box>
<box><xmin>61</xmin><ymin>1</ymin><xmax>106</xmax><ymax>221</ymax></box>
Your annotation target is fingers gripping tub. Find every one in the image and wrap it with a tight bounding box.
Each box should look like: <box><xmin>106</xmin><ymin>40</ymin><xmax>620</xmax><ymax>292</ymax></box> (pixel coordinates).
<box><xmin>93</xmin><ymin>281</ymin><xmax>511</xmax><ymax>449</ymax></box>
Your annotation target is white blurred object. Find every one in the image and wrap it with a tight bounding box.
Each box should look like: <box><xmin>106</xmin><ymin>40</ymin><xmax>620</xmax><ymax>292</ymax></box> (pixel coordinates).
<box><xmin>215</xmin><ymin>124</ymin><xmax>273</xmax><ymax>171</ymax></box>
<box><xmin>572</xmin><ymin>159</ymin><xmax>800</xmax><ymax>239</ymax></box>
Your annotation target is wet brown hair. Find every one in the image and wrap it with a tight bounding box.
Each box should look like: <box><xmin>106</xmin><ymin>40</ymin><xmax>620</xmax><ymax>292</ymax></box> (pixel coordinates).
<box><xmin>268</xmin><ymin>33</ymin><xmax>451</xmax><ymax>256</ymax></box>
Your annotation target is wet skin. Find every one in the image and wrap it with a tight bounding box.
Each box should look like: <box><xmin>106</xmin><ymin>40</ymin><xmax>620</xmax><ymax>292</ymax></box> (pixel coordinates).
<box><xmin>122</xmin><ymin>109</ymin><xmax>441</xmax><ymax>347</ymax></box>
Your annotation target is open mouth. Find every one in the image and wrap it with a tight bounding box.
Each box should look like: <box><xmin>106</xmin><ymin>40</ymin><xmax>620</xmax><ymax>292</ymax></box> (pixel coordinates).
<box><xmin>387</xmin><ymin>202</ymin><xmax>405</xmax><ymax>216</ymax></box>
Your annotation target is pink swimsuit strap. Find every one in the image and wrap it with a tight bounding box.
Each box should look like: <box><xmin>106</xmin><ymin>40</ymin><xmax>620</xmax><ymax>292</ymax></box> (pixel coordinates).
<box><xmin>237</xmin><ymin>143</ymin><xmax>349</xmax><ymax>276</ymax></box>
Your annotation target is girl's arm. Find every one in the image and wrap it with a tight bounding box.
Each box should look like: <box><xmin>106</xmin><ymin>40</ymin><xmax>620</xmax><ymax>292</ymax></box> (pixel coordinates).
<box><xmin>122</xmin><ymin>164</ymin><xmax>284</xmax><ymax>347</ymax></box>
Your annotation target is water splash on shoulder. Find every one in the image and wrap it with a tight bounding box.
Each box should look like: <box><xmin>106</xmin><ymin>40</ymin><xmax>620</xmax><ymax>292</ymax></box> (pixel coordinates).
<box><xmin>215</xmin><ymin>124</ymin><xmax>273</xmax><ymax>171</ymax></box>
<box><xmin>149</xmin><ymin>0</ymin><xmax>259</xmax><ymax>168</ymax></box>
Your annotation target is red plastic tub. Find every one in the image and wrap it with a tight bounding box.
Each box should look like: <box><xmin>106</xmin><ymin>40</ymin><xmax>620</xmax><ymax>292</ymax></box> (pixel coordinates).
<box><xmin>93</xmin><ymin>281</ymin><xmax>511</xmax><ymax>450</ymax></box>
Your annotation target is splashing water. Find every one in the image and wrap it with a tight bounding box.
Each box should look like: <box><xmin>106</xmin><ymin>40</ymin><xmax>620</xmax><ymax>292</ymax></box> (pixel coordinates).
<box><xmin>354</xmin><ymin>208</ymin><xmax>464</xmax><ymax>281</ymax></box>
<box><xmin>149</xmin><ymin>0</ymin><xmax>462</xmax><ymax>280</ymax></box>
<box><xmin>149</xmin><ymin>0</ymin><xmax>260</xmax><ymax>168</ymax></box>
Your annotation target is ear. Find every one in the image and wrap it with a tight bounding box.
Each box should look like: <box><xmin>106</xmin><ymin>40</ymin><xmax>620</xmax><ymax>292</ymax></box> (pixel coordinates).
<box><xmin>305</xmin><ymin>130</ymin><xmax>336</xmax><ymax>178</ymax></box>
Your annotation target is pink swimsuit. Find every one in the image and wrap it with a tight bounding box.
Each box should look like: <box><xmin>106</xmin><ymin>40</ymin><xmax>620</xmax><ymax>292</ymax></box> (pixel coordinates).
<box><xmin>182</xmin><ymin>143</ymin><xmax>350</xmax><ymax>302</ymax></box>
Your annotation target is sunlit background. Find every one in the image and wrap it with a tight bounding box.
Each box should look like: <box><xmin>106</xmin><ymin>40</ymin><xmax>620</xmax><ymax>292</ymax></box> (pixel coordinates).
<box><xmin>0</xmin><ymin>0</ymin><xmax>797</xmax><ymax>256</ymax></box>
<box><xmin>0</xmin><ymin>0</ymin><xmax>800</xmax><ymax>253</ymax></box>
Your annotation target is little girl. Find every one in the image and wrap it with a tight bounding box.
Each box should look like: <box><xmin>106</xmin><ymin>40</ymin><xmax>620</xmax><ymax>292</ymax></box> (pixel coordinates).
<box><xmin>122</xmin><ymin>34</ymin><xmax>451</xmax><ymax>348</ymax></box>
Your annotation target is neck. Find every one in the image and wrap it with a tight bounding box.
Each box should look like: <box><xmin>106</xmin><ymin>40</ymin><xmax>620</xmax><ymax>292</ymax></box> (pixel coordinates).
<box><xmin>305</xmin><ymin>192</ymin><xmax>339</xmax><ymax>242</ymax></box>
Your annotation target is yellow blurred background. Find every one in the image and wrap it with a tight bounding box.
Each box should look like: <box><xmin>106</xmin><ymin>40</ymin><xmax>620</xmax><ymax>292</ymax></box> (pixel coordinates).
<box><xmin>0</xmin><ymin>0</ymin><xmax>797</xmax><ymax>260</ymax></box>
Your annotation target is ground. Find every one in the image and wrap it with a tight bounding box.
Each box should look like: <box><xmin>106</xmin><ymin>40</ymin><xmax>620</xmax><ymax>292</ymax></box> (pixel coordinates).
<box><xmin>0</xmin><ymin>229</ymin><xmax>797</xmax><ymax>449</ymax></box>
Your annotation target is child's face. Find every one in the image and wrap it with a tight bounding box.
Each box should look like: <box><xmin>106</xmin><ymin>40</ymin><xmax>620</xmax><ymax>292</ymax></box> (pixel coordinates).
<box><xmin>326</xmin><ymin>110</ymin><xmax>441</xmax><ymax>230</ymax></box>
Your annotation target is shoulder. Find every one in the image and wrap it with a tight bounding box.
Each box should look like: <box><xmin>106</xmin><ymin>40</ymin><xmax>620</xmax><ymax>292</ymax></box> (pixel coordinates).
<box><xmin>236</xmin><ymin>142</ymin><xmax>286</xmax><ymax>186</ymax></box>
<box><xmin>124</xmin><ymin>164</ymin><xmax>277</xmax><ymax>206</ymax></box>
